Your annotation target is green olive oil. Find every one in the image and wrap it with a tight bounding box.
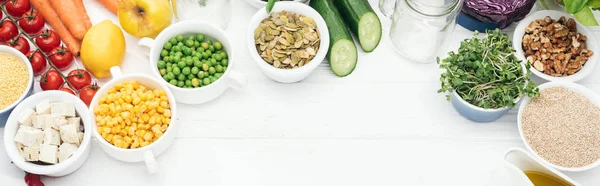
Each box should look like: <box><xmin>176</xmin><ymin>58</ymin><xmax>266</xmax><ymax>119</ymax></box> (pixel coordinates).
<box><xmin>524</xmin><ymin>171</ymin><xmax>573</xmax><ymax>186</ymax></box>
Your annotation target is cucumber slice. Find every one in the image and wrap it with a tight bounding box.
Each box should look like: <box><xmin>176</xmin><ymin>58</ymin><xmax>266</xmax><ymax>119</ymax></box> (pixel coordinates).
<box><xmin>330</xmin><ymin>39</ymin><xmax>358</xmax><ymax>76</ymax></box>
<box><xmin>334</xmin><ymin>0</ymin><xmax>382</xmax><ymax>52</ymax></box>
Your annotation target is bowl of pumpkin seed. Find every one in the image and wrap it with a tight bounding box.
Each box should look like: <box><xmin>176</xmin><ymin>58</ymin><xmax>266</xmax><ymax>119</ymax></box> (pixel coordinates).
<box><xmin>247</xmin><ymin>1</ymin><xmax>330</xmax><ymax>83</ymax></box>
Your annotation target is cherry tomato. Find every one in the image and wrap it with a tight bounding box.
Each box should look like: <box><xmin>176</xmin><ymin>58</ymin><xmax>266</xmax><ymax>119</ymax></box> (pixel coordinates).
<box><xmin>26</xmin><ymin>50</ymin><xmax>47</xmax><ymax>76</ymax></box>
<box><xmin>49</xmin><ymin>46</ymin><xmax>73</xmax><ymax>70</ymax></box>
<box><xmin>67</xmin><ymin>69</ymin><xmax>92</xmax><ymax>90</ymax></box>
<box><xmin>24</xmin><ymin>172</ymin><xmax>42</xmax><ymax>185</ymax></box>
<box><xmin>40</xmin><ymin>69</ymin><xmax>64</xmax><ymax>91</ymax></box>
<box><xmin>7</xmin><ymin>36</ymin><xmax>30</xmax><ymax>54</ymax></box>
<box><xmin>35</xmin><ymin>30</ymin><xmax>60</xmax><ymax>53</ymax></box>
<box><xmin>0</xmin><ymin>20</ymin><xmax>18</xmax><ymax>42</ymax></box>
<box><xmin>5</xmin><ymin>0</ymin><xmax>30</xmax><ymax>17</ymax></box>
<box><xmin>59</xmin><ymin>87</ymin><xmax>75</xmax><ymax>95</ymax></box>
<box><xmin>79</xmin><ymin>83</ymin><xmax>100</xmax><ymax>106</ymax></box>
<box><xmin>18</xmin><ymin>10</ymin><xmax>44</xmax><ymax>34</ymax></box>
<box><xmin>29</xmin><ymin>181</ymin><xmax>45</xmax><ymax>186</ymax></box>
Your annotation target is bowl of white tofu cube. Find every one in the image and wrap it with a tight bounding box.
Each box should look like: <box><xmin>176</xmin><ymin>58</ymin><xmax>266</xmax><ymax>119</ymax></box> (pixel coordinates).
<box><xmin>3</xmin><ymin>91</ymin><xmax>92</xmax><ymax>177</ymax></box>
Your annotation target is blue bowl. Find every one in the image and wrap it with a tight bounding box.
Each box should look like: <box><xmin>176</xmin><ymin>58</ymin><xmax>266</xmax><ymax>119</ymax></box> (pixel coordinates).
<box><xmin>457</xmin><ymin>12</ymin><xmax>501</xmax><ymax>32</ymax></box>
<box><xmin>450</xmin><ymin>91</ymin><xmax>519</xmax><ymax>123</ymax></box>
<box><xmin>0</xmin><ymin>46</ymin><xmax>35</xmax><ymax>127</ymax></box>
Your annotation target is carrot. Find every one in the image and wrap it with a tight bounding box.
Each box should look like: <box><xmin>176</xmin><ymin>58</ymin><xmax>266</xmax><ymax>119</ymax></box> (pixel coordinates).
<box><xmin>73</xmin><ymin>0</ymin><xmax>92</xmax><ymax>30</ymax></box>
<box><xmin>49</xmin><ymin>0</ymin><xmax>88</xmax><ymax>40</ymax></box>
<box><xmin>30</xmin><ymin>0</ymin><xmax>81</xmax><ymax>56</ymax></box>
<box><xmin>97</xmin><ymin>0</ymin><xmax>118</xmax><ymax>15</ymax></box>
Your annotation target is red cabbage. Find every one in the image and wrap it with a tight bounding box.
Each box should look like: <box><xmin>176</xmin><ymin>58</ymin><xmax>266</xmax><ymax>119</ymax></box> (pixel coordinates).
<box><xmin>462</xmin><ymin>0</ymin><xmax>537</xmax><ymax>29</ymax></box>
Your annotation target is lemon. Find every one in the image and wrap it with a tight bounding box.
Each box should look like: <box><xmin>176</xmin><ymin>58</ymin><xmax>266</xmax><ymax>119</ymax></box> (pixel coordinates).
<box><xmin>81</xmin><ymin>20</ymin><xmax>126</xmax><ymax>78</ymax></box>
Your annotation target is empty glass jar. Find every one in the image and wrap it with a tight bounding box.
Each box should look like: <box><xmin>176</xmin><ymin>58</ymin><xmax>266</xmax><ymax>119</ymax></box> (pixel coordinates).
<box><xmin>388</xmin><ymin>0</ymin><xmax>462</xmax><ymax>63</ymax></box>
<box><xmin>171</xmin><ymin>0</ymin><xmax>232</xmax><ymax>29</ymax></box>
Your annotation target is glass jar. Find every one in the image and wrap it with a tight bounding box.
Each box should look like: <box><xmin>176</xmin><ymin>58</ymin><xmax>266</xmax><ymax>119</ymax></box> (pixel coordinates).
<box><xmin>379</xmin><ymin>0</ymin><xmax>395</xmax><ymax>17</ymax></box>
<box><xmin>171</xmin><ymin>0</ymin><xmax>232</xmax><ymax>29</ymax></box>
<box><xmin>389</xmin><ymin>0</ymin><xmax>462</xmax><ymax>63</ymax></box>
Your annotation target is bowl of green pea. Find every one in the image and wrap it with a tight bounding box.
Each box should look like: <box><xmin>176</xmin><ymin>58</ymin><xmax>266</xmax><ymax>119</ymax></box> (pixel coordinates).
<box><xmin>139</xmin><ymin>20</ymin><xmax>247</xmax><ymax>104</ymax></box>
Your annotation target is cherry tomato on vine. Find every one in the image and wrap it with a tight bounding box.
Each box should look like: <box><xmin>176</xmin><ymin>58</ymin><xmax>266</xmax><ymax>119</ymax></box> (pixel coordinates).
<box><xmin>49</xmin><ymin>46</ymin><xmax>73</xmax><ymax>70</ymax></box>
<box><xmin>5</xmin><ymin>0</ymin><xmax>30</xmax><ymax>17</ymax></box>
<box><xmin>18</xmin><ymin>10</ymin><xmax>44</xmax><ymax>34</ymax></box>
<box><xmin>79</xmin><ymin>83</ymin><xmax>100</xmax><ymax>106</ymax></box>
<box><xmin>24</xmin><ymin>172</ymin><xmax>43</xmax><ymax>186</ymax></box>
<box><xmin>59</xmin><ymin>87</ymin><xmax>75</xmax><ymax>95</ymax></box>
<box><xmin>0</xmin><ymin>20</ymin><xmax>18</xmax><ymax>42</ymax></box>
<box><xmin>40</xmin><ymin>69</ymin><xmax>64</xmax><ymax>91</ymax></box>
<box><xmin>26</xmin><ymin>50</ymin><xmax>47</xmax><ymax>75</ymax></box>
<box><xmin>7</xmin><ymin>36</ymin><xmax>30</xmax><ymax>54</ymax></box>
<box><xmin>67</xmin><ymin>69</ymin><xmax>92</xmax><ymax>90</ymax></box>
<box><xmin>35</xmin><ymin>30</ymin><xmax>60</xmax><ymax>53</ymax></box>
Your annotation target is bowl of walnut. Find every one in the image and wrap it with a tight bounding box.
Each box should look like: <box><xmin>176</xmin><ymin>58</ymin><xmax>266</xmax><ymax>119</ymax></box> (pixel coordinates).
<box><xmin>513</xmin><ymin>10</ymin><xmax>598</xmax><ymax>82</ymax></box>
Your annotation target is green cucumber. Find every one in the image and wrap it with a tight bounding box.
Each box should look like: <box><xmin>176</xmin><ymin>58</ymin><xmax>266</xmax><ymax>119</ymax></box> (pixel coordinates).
<box><xmin>333</xmin><ymin>0</ymin><xmax>382</xmax><ymax>52</ymax></box>
<box><xmin>309</xmin><ymin>0</ymin><xmax>358</xmax><ymax>77</ymax></box>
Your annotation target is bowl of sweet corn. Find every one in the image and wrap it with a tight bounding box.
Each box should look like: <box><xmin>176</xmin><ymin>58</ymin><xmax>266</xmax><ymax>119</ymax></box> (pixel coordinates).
<box><xmin>89</xmin><ymin>67</ymin><xmax>178</xmax><ymax>174</ymax></box>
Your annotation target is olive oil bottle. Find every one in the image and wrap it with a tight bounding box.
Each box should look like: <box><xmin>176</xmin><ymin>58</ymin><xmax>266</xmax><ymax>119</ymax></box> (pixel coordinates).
<box><xmin>524</xmin><ymin>171</ymin><xmax>573</xmax><ymax>186</ymax></box>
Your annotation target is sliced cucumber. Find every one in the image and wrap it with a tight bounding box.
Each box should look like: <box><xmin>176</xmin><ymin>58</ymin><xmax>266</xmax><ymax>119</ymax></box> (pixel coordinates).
<box><xmin>334</xmin><ymin>0</ymin><xmax>382</xmax><ymax>52</ymax></box>
<box><xmin>330</xmin><ymin>39</ymin><xmax>358</xmax><ymax>76</ymax></box>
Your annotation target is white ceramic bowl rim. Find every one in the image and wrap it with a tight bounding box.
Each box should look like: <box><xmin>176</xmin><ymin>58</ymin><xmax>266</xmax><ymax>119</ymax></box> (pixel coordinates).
<box><xmin>517</xmin><ymin>81</ymin><xmax>600</xmax><ymax>171</ymax></box>
<box><xmin>0</xmin><ymin>46</ymin><xmax>34</xmax><ymax>113</ymax></box>
<box><xmin>90</xmin><ymin>74</ymin><xmax>178</xmax><ymax>153</ymax></box>
<box><xmin>4</xmin><ymin>91</ymin><xmax>92</xmax><ymax>175</ymax></box>
<box><xmin>247</xmin><ymin>1</ymin><xmax>330</xmax><ymax>74</ymax></box>
<box><xmin>513</xmin><ymin>10</ymin><xmax>599</xmax><ymax>82</ymax></box>
<box><xmin>149</xmin><ymin>20</ymin><xmax>234</xmax><ymax>92</ymax></box>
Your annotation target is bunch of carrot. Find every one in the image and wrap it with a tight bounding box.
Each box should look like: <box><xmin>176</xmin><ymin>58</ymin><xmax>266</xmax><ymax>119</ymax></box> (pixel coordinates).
<box><xmin>98</xmin><ymin>0</ymin><xmax>119</xmax><ymax>15</ymax></box>
<box><xmin>31</xmin><ymin>0</ymin><xmax>92</xmax><ymax>56</ymax></box>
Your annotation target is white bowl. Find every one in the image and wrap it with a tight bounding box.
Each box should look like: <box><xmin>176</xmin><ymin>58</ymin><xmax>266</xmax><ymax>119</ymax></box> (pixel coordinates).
<box><xmin>89</xmin><ymin>67</ymin><xmax>178</xmax><ymax>174</ymax></box>
<box><xmin>513</xmin><ymin>10</ymin><xmax>599</xmax><ymax>82</ymax></box>
<box><xmin>0</xmin><ymin>46</ymin><xmax>34</xmax><ymax>126</ymax></box>
<box><xmin>517</xmin><ymin>81</ymin><xmax>600</xmax><ymax>172</ymax></box>
<box><xmin>3</xmin><ymin>91</ymin><xmax>92</xmax><ymax>177</ymax></box>
<box><xmin>247</xmin><ymin>1</ymin><xmax>330</xmax><ymax>83</ymax></box>
<box><xmin>139</xmin><ymin>20</ymin><xmax>246</xmax><ymax>104</ymax></box>
<box><xmin>242</xmin><ymin>0</ymin><xmax>309</xmax><ymax>9</ymax></box>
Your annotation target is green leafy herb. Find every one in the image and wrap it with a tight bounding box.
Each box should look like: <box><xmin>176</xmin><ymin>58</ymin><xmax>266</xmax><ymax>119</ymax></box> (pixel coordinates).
<box><xmin>267</xmin><ymin>0</ymin><xmax>280</xmax><ymax>13</ymax></box>
<box><xmin>574</xmin><ymin>5</ymin><xmax>600</xmax><ymax>25</ymax></box>
<box><xmin>588</xmin><ymin>0</ymin><xmax>600</xmax><ymax>9</ymax></box>
<box><xmin>564</xmin><ymin>0</ymin><xmax>589</xmax><ymax>13</ymax></box>
<box><xmin>437</xmin><ymin>29</ymin><xmax>539</xmax><ymax>109</ymax></box>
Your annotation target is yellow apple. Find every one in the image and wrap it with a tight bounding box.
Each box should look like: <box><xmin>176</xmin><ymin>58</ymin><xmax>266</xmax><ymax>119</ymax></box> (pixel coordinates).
<box><xmin>118</xmin><ymin>0</ymin><xmax>172</xmax><ymax>38</ymax></box>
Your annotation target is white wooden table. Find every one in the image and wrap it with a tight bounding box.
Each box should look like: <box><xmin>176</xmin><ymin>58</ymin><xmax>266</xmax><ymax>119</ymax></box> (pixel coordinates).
<box><xmin>1</xmin><ymin>0</ymin><xmax>600</xmax><ymax>185</ymax></box>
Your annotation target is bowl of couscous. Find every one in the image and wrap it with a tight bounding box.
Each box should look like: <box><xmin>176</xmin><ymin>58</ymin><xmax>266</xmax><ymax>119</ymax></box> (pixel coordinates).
<box><xmin>0</xmin><ymin>46</ymin><xmax>34</xmax><ymax>126</ymax></box>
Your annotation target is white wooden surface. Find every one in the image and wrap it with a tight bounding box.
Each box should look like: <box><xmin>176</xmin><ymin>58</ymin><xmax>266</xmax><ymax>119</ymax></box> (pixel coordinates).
<box><xmin>1</xmin><ymin>0</ymin><xmax>600</xmax><ymax>185</ymax></box>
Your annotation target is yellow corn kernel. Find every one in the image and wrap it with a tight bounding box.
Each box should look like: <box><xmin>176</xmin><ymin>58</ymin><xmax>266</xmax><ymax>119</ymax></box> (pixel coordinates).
<box><xmin>103</xmin><ymin>127</ymin><xmax>111</xmax><ymax>134</ymax></box>
<box><xmin>141</xmin><ymin>141</ymin><xmax>150</xmax><ymax>147</ymax></box>
<box><xmin>131</xmin><ymin>141</ymin><xmax>140</xmax><ymax>149</ymax></box>
<box><xmin>148</xmin><ymin>109</ymin><xmax>157</xmax><ymax>116</ymax></box>
<box><xmin>164</xmin><ymin>109</ymin><xmax>172</xmax><ymax>117</ymax></box>
<box><xmin>106</xmin><ymin>134</ymin><xmax>114</xmax><ymax>142</ymax></box>
<box><xmin>160</xmin><ymin>101</ymin><xmax>169</xmax><ymax>108</ymax></box>
<box><xmin>124</xmin><ymin>136</ymin><xmax>133</xmax><ymax>144</ymax></box>
<box><xmin>141</xmin><ymin>114</ymin><xmax>149</xmax><ymax>122</ymax></box>
<box><xmin>143</xmin><ymin>132</ymin><xmax>154</xmax><ymax>141</ymax></box>
<box><xmin>101</xmin><ymin>132</ymin><xmax>108</xmax><ymax>139</ymax></box>
<box><xmin>114</xmin><ymin>139</ymin><xmax>123</xmax><ymax>148</ymax></box>
<box><xmin>161</xmin><ymin>125</ymin><xmax>168</xmax><ymax>132</ymax></box>
<box><xmin>136</xmin><ymin>130</ymin><xmax>147</xmax><ymax>138</ymax></box>
<box><xmin>140</xmin><ymin>105</ymin><xmax>148</xmax><ymax>112</ymax></box>
<box><xmin>148</xmin><ymin>116</ymin><xmax>157</xmax><ymax>125</ymax></box>
<box><xmin>120</xmin><ymin>129</ymin><xmax>127</xmax><ymax>136</ymax></box>
<box><xmin>156</xmin><ymin>106</ymin><xmax>165</xmax><ymax>114</ymax></box>
<box><xmin>121</xmin><ymin>111</ymin><xmax>131</xmax><ymax>119</ymax></box>
<box><xmin>155</xmin><ymin>131</ymin><xmax>163</xmax><ymax>139</ymax></box>
<box><xmin>151</xmin><ymin>124</ymin><xmax>161</xmax><ymax>133</ymax></box>
<box><xmin>132</xmin><ymin>97</ymin><xmax>141</xmax><ymax>105</ymax></box>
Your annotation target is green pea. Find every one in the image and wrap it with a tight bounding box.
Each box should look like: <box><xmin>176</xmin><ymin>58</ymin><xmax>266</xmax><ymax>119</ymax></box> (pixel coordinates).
<box><xmin>172</xmin><ymin>46</ymin><xmax>180</xmax><ymax>52</ymax></box>
<box><xmin>187</xmin><ymin>74</ymin><xmax>195</xmax><ymax>80</ymax></box>
<box><xmin>201</xmin><ymin>42</ymin><xmax>209</xmax><ymax>49</ymax></box>
<box><xmin>166</xmin><ymin>42</ymin><xmax>174</xmax><ymax>49</ymax></box>
<box><xmin>173</xmin><ymin>56</ymin><xmax>181</xmax><ymax>63</ymax></box>
<box><xmin>176</xmin><ymin>34</ymin><xmax>184</xmax><ymax>42</ymax></box>
<box><xmin>164</xmin><ymin>56</ymin><xmax>172</xmax><ymax>63</ymax></box>
<box><xmin>202</xmin><ymin>52</ymin><xmax>209</xmax><ymax>59</ymax></box>
<box><xmin>185</xmin><ymin>40</ymin><xmax>194</xmax><ymax>47</ymax></box>
<box><xmin>206</xmin><ymin>50</ymin><xmax>212</xmax><ymax>56</ymax></box>
<box><xmin>177</xmin><ymin>81</ymin><xmax>184</xmax><ymax>87</ymax></box>
<box><xmin>157</xmin><ymin>60</ymin><xmax>166</xmax><ymax>68</ymax></box>
<box><xmin>206</xmin><ymin>39</ymin><xmax>212</xmax><ymax>45</ymax></box>
<box><xmin>197</xmin><ymin>71</ymin><xmax>205</xmax><ymax>79</ymax></box>
<box><xmin>170</xmin><ymin>79</ymin><xmax>178</xmax><ymax>86</ymax></box>
<box><xmin>196</xmin><ymin>34</ymin><xmax>205</xmax><ymax>42</ymax></box>
<box><xmin>178</xmin><ymin>74</ymin><xmax>186</xmax><ymax>81</ymax></box>
<box><xmin>221</xmin><ymin>51</ymin><xmax>227</xmax><ymax>59</ymax></box>
<box><xmin>182</xmin><ymin>67</ymin><xmax>191</xmax><ymax>75</ymax></box>
<box><xmin>209</xmin><ymin>67</ymin><xmax>216</xmax><ymax>75</ymax></box>
<box><xmin>214</xmin><ymin>53</ymin><xmax>223</xmax><ymax>61</ymax></box>
<box><xmin>177</xmin><ymin>42</ymin><xmax>184</xmax><ymax>46</ymax></box>
<box><xmin>216</xmin><ymin>65</ymin><xmax>223</xmax><ymax>73</ymax></box>
<box><xmin>193</xmin><ymin>41</ymin><xmax>200</xmax><ymax>48</ymax></box>
<box><xmin>183</xmin><ymin>47</ymin><xmax>192</xmax><ymax>55</ymax></box>
<box><xmin>159</xmin><ymin>68</ymin><xmax>167</xmax><ymax>76</ymax></box>
<box><xmin>169</xmin><ymin>51</ymin><xmax>175</xmax><ymax>55</ymax></box>
<box><xmin>160</xmin><ymin>50</ymin><xmax>168</xmax><ymax>57</ymax></box>
<box><xmin>197</xmin><ymin>47</ymin><xmax>205</xmax><ymax>53</ymax></box>
<box><xmin>223</xmin><ymin>66</ymin><xmax>227</xmax><ymax>72</ymax></box>
<box><xmin>167</xmin><ymin>71</ymin><xmax>175</xmax><ymax>78</ymax></box>
<box><xmin>202</xmin><ymin>63</ymin><xmax>209</xmax><ymax>71</ymax></box>
<box><xmin>214</xmin><ymin>42</ymin><xmax>222</xmax><ymax>50</ymax></box>
<box><xmin>163</xmin><ymin>75</ymin><xmax>169</xmax><ymax>81</ymax></box>
<box><xmin>185</xmin><ymin>58</ymin><xmax>193</xmax><ymax>66</ymax></box>
<box><xmin>209</xmin><ymin>45</ymin><xmax>215</xmax><ymax>52</ymax></box>
<box><xmin>203</xmin><ymin>78</ymin><xmax>211</xmax><ymax>85</ymax></box>
<box><xmin>185</xmin><ymin>79</ymin><xmax>192</xmax><ymax>87</ymax></box>
<box><xmin>191</xmin><ymin>67</ymin><xmax>200</xmax><ymax>75</ymax></box>
<box><xmin>176</xmin><ymin>61</ymin><xmax>185</xmax><ymax>68</ymax></box>
<box><xmin>169</xmin><ymin>38</ymin><xmax>178</xmax><ymax>45</ymax></box>
<box><xmin>191</xmin><ymin>78</ymin><xmax>200</xmax><ymax>87</ymax></box>
<box><xmin>221</xmin><ymin>59</ymin><xmax>228</xmax><ymax>66</ymax></box>
<box><xmin>166</xmin><ymin>66</ymin><xmax>173</xmax><ymax>72</ymax></box>
<box><xmin>173</xmin><ymin>66</ymin><xmax>181</xmax><ymax>75</ymax></box>
<box><xmin>206</xmin><ymin>60</ymin><xmax>213</xmax><ymax>67</ymax></box>
<box><xmin>211</xmin><ymin>77</ymin><xmax>217</xmax><ymax>83</ymax></box>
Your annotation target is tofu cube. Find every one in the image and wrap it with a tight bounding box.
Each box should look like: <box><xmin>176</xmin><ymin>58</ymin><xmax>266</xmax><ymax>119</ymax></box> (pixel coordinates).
<box><xmin>36</xmin><ymin>99</ymin><xmax>51</xmax><ymax>114</ymax></box>
<box><xmin>50</xmin><ymin>102</ymin><xmax>75</xmax><ymax>117</ymax></box>
<box><xmin>43</xmin><ymin>128</ymin><xmax>61</xmax><ymax>146</ymax></box>
<box><xmin>39</xmin><ymin>144</ymin><xmax>58</xmax><ymax>164</ymax></box>
<box><xmin>58</xmin><ymin>143</ymin><xmax>78</xmax><ymax>163</ymax></box>
<box><xmin>23</xmin><ymin>147</ymin><xmax>40</xmax><ymax>162</ymax></box>
<box><xmin>16</xmin><ymin>143</ymin><xmax>25</xmax><ymax>155</ymax></box>
<box><xmin>14</xmin><ymin>125</ymin><xmax>35</xmax><ymax>144</ymax></box>
<box><xmin>59</xmin><ymin>124</ymin><xmax>79</xmax><ymax>144</ymax></box>
<box><xmin>20</xmin><ymin>128</ymin><xmax>45</xmax><ymax>147</ymax></box>
<box><xmin>49</xmin><ymin>116</ymin><xmax>67</xmax><ymax>130</ymax></box>
<box><xmin>66</xmin><ymin>117</ymin><xmax>80</xmax><ymax>126</ymax></box>
<box><xmin>32</xmin><ymin>114</ymin><xmax>50</xmax><ymax>129</ymax></box>
<box><xmin>18</xmin><ymin>109</ymin><xmax>36</xmax><ymax>126</ymax></box>
<box><xmin>77</xmin><ymin>132</ymin><xmax>84</xmax><ymax>145</ymax></box>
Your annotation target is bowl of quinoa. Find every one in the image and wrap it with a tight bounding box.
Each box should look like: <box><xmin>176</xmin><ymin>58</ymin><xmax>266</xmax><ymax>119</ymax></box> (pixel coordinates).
<box><xmin>0</xmin><ymin>46</ymin><xmax>34</xmax><ymax>126</ymax></box>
